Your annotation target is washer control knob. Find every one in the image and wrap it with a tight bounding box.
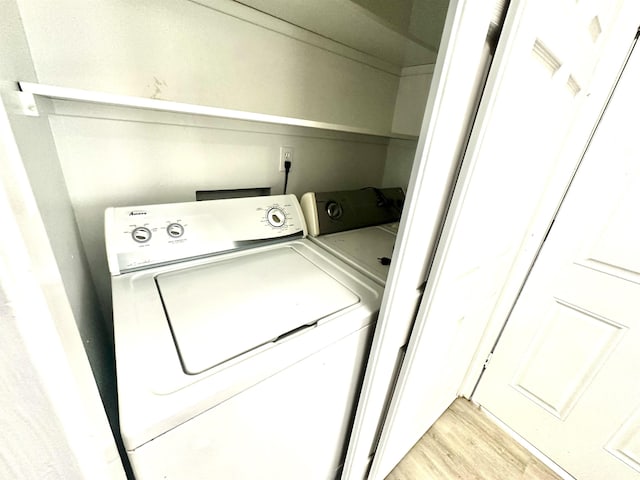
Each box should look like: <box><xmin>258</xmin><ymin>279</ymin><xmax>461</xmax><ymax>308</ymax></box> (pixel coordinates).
<box><xmin>167</xmin><ymin>223</ymin><xmax>184</xmax><ymax>238</ymax></box>
<box><xmin>267</xmin><ymin>207</ymin><xmax>286</xmax><ymax>227</ymax></box>
<box><xmin>326</xmin><ymin>201</ymin><xmax>343</xmax><ymax>220</ymax></box>
<box><xmin>131</xmin><ymin>226</ymin><xmax>152</xmax><ymax>243</ymax></box>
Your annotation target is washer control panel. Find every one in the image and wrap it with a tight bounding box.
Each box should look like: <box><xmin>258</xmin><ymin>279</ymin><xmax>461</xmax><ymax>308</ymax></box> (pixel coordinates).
<box><xmin>105</xmin><ymin>195</ymin><xmax>306</xmax><ymax>274</ymax></box>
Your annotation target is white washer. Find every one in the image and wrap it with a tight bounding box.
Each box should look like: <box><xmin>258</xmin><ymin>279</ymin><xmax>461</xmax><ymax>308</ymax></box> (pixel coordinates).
<box><xmin>105</xmin><ymin>194</ymin><xmax>382</xmax><ymax>480</ymax></box>
<box><xmin>300</xmin><ymin>188</ymin><xmax>405</xmax><ymax>286</ymax></box>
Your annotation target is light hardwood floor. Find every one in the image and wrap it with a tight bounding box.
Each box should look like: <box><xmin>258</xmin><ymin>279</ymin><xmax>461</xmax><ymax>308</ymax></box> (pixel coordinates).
<box><xmin>385</xmin><ymin>398</ymin><xmax>563</xmax><ymax>480</ymax></box>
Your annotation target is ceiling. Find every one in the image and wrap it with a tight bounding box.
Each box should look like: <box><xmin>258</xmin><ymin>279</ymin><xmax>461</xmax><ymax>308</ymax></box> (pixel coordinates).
<box><xmin>235</xmin><ymin>0</ymin><xmax>450</xmax><ymax>68</ymax></box>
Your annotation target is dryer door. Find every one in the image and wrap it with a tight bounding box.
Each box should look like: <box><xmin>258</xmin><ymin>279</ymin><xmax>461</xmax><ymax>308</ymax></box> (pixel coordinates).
<box><xmin>156</xmin><ymin>245</ymin><xmax>359</xmax><ymax>374</ymax></box>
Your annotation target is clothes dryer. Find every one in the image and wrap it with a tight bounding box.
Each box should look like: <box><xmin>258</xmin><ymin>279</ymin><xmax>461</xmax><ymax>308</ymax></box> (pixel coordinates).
<box><xmin>106</xmin><ymin>195</ymin><xmax>382</xmax><ymax>479</ymax></box>
<box><xmin>300</xmin><ymin>187</ymin><xmax>405</xmax><ymax>286</ymax></box>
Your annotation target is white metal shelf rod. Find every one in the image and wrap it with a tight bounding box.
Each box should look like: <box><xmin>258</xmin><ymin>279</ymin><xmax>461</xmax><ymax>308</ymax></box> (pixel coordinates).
<box><xmin>19</xmin><ymin>82</ymin><xmax>414</xmax><ymax>139</ymax></box>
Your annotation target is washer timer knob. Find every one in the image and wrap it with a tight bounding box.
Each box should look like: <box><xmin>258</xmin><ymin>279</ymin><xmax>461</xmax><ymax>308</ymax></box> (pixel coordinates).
<box><xmin>167</xmin><ymin>223</ymin><xmax>184</xmax><ymax>238</ymax></box>
<box><xmin>131</xmin><ymin>226</ymin><xmax>152</xmax><ymax>243</ymax></box>
<box><xmin>267</xmin><ymin>207</ymin><xmax>286</xmax><ymax>227</ymax></box>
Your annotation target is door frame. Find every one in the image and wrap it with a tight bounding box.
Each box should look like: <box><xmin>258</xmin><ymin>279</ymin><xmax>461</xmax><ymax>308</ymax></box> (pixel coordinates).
<box><xmin>341</xmin><ymin>0</ymin><xmax>505</xmax><ymax>477</ymax></box>
<box><xmin>0</xmin><ymin>97</ymin><xmax>127</xmax><ymax>478</ymax></box>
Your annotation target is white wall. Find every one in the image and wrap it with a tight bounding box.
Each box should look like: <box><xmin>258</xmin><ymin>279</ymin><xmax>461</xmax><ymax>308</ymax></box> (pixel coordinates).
<box><xmin>1</xmin><ymin>88</ymin><xmax>125</xmax><ymax>480</ymax></box>
<box><xmin>0</xmin><ymin>0</ymin><xmax>119</xmax><ymax>438</ymax></box>
<box><xmin>9</xmin><ymin>0</ymin><xmax>421</xmax><ymax>323</ymax></box>
<box><xmin>0</xmin><ymin>303</ymin><xmax>82</xmax><ymax>479</ymax></box>
<box><xmin>1</xmin><ymin>0</ymin><xmax>410</xmax><ymax>376</ymax></box>
<box><xmin>46</xmin><ymin>102</ymin><xmax>389</xmax><ymax>319</ymax></box>
<box><xmin>382</xmin><ymin>64</ymin><xmax>434</xmax><ymax>191</ymax></box>
<box><xmin>16</xmin><ymin>0</ymin><xmax>400</xmax><ymax>133</ymax></box>
<box><xmin>391</xmin><ymin>65</ymin><xmax>435</xmax><ymax>136</ymax></box>
<box><xmin>2</xmin><ymin>3</ymin><xmax>429</xmax><ymax>473</ymax></box>
<box><xmin>381</xmin><ymin>138</ymin><xmax>417</xmax><ymax>191</ymax></box>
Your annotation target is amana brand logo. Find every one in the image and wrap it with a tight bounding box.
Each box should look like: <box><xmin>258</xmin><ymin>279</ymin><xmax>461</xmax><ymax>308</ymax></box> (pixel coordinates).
<box><xmin>128</xmin><ymin>210</ymin><xmax>147</xmax><ymax>216</ymax></box>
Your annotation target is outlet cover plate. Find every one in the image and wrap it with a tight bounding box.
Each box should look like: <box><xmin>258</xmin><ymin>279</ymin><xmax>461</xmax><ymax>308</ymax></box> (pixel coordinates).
<box><xmin>279</xmin><ymin>146</ymin><xmax>294</xmax><ymax>172</ymax></box>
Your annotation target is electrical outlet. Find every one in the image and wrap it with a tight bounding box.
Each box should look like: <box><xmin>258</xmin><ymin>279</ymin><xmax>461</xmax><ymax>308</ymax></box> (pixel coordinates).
<box><xmin>279</xmin><ymin>146</ymin><xmax>294</xmax><ymax>172</ymax></box>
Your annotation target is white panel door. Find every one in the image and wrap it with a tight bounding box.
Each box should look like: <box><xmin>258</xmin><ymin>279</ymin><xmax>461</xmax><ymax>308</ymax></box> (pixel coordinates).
<box><xmin>368</xmin><ymin>0</ymin><xmax>634</xmax><ymax>478</ymax></box>
<box><xmin>474</xmin><ymin>33</ymin><xmax>640</xmax><ymax>480</ymax></box>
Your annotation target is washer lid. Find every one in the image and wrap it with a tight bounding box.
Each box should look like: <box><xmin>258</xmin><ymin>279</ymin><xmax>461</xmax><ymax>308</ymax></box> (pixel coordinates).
<box><xmin>156</xmin><ymin>246</ymin><xmax>359</xmax><ymax>374</ymax></box>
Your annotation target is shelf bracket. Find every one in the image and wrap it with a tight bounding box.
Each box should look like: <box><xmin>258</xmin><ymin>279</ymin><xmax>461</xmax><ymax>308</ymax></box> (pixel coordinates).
<box><xmin>1</xmin><ymin>90</ymin><xmax>39</xmax><ymax>117</ymax></box>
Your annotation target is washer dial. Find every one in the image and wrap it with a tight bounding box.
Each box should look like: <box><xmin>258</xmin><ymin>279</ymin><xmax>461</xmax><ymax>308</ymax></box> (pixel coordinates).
<box><xmin>131</xmin><ymin>226</ymin><xmax>152</xmax><ymax>243</ymax></box>
<box><xmin>167</xmin><ymin>223</ymin><xmax>184</xmax><ymax>238</ymax></box>
<box><xmin>267</xmin><ymin>207</ymin><xmax>286</xmax><ymax>227</ymax></box>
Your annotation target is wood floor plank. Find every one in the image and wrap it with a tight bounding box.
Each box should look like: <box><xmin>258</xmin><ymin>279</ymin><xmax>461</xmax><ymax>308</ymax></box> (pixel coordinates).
<box><xmin>385</xmin><ymin>398</ymin><xmax>562</xmax><ymax>480</ymax></box>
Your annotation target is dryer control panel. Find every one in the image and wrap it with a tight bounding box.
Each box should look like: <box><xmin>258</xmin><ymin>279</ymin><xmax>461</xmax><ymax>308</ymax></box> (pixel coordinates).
<box><xmin>300</xmin><ymin>187</ymin><xmax>405</xmax><ymax>236</ymax></box>
<box><xmin>105</xmin><ymin>194</ymin><xmax>306</xmax><ymax>274</ymax></box>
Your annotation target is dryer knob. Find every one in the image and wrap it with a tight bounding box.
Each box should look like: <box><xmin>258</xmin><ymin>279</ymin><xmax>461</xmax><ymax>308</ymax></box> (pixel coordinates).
<box><xmin>326</xmin><ymin>201</ymin><xmax>343</xmax><ymax>220</ymax></box>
